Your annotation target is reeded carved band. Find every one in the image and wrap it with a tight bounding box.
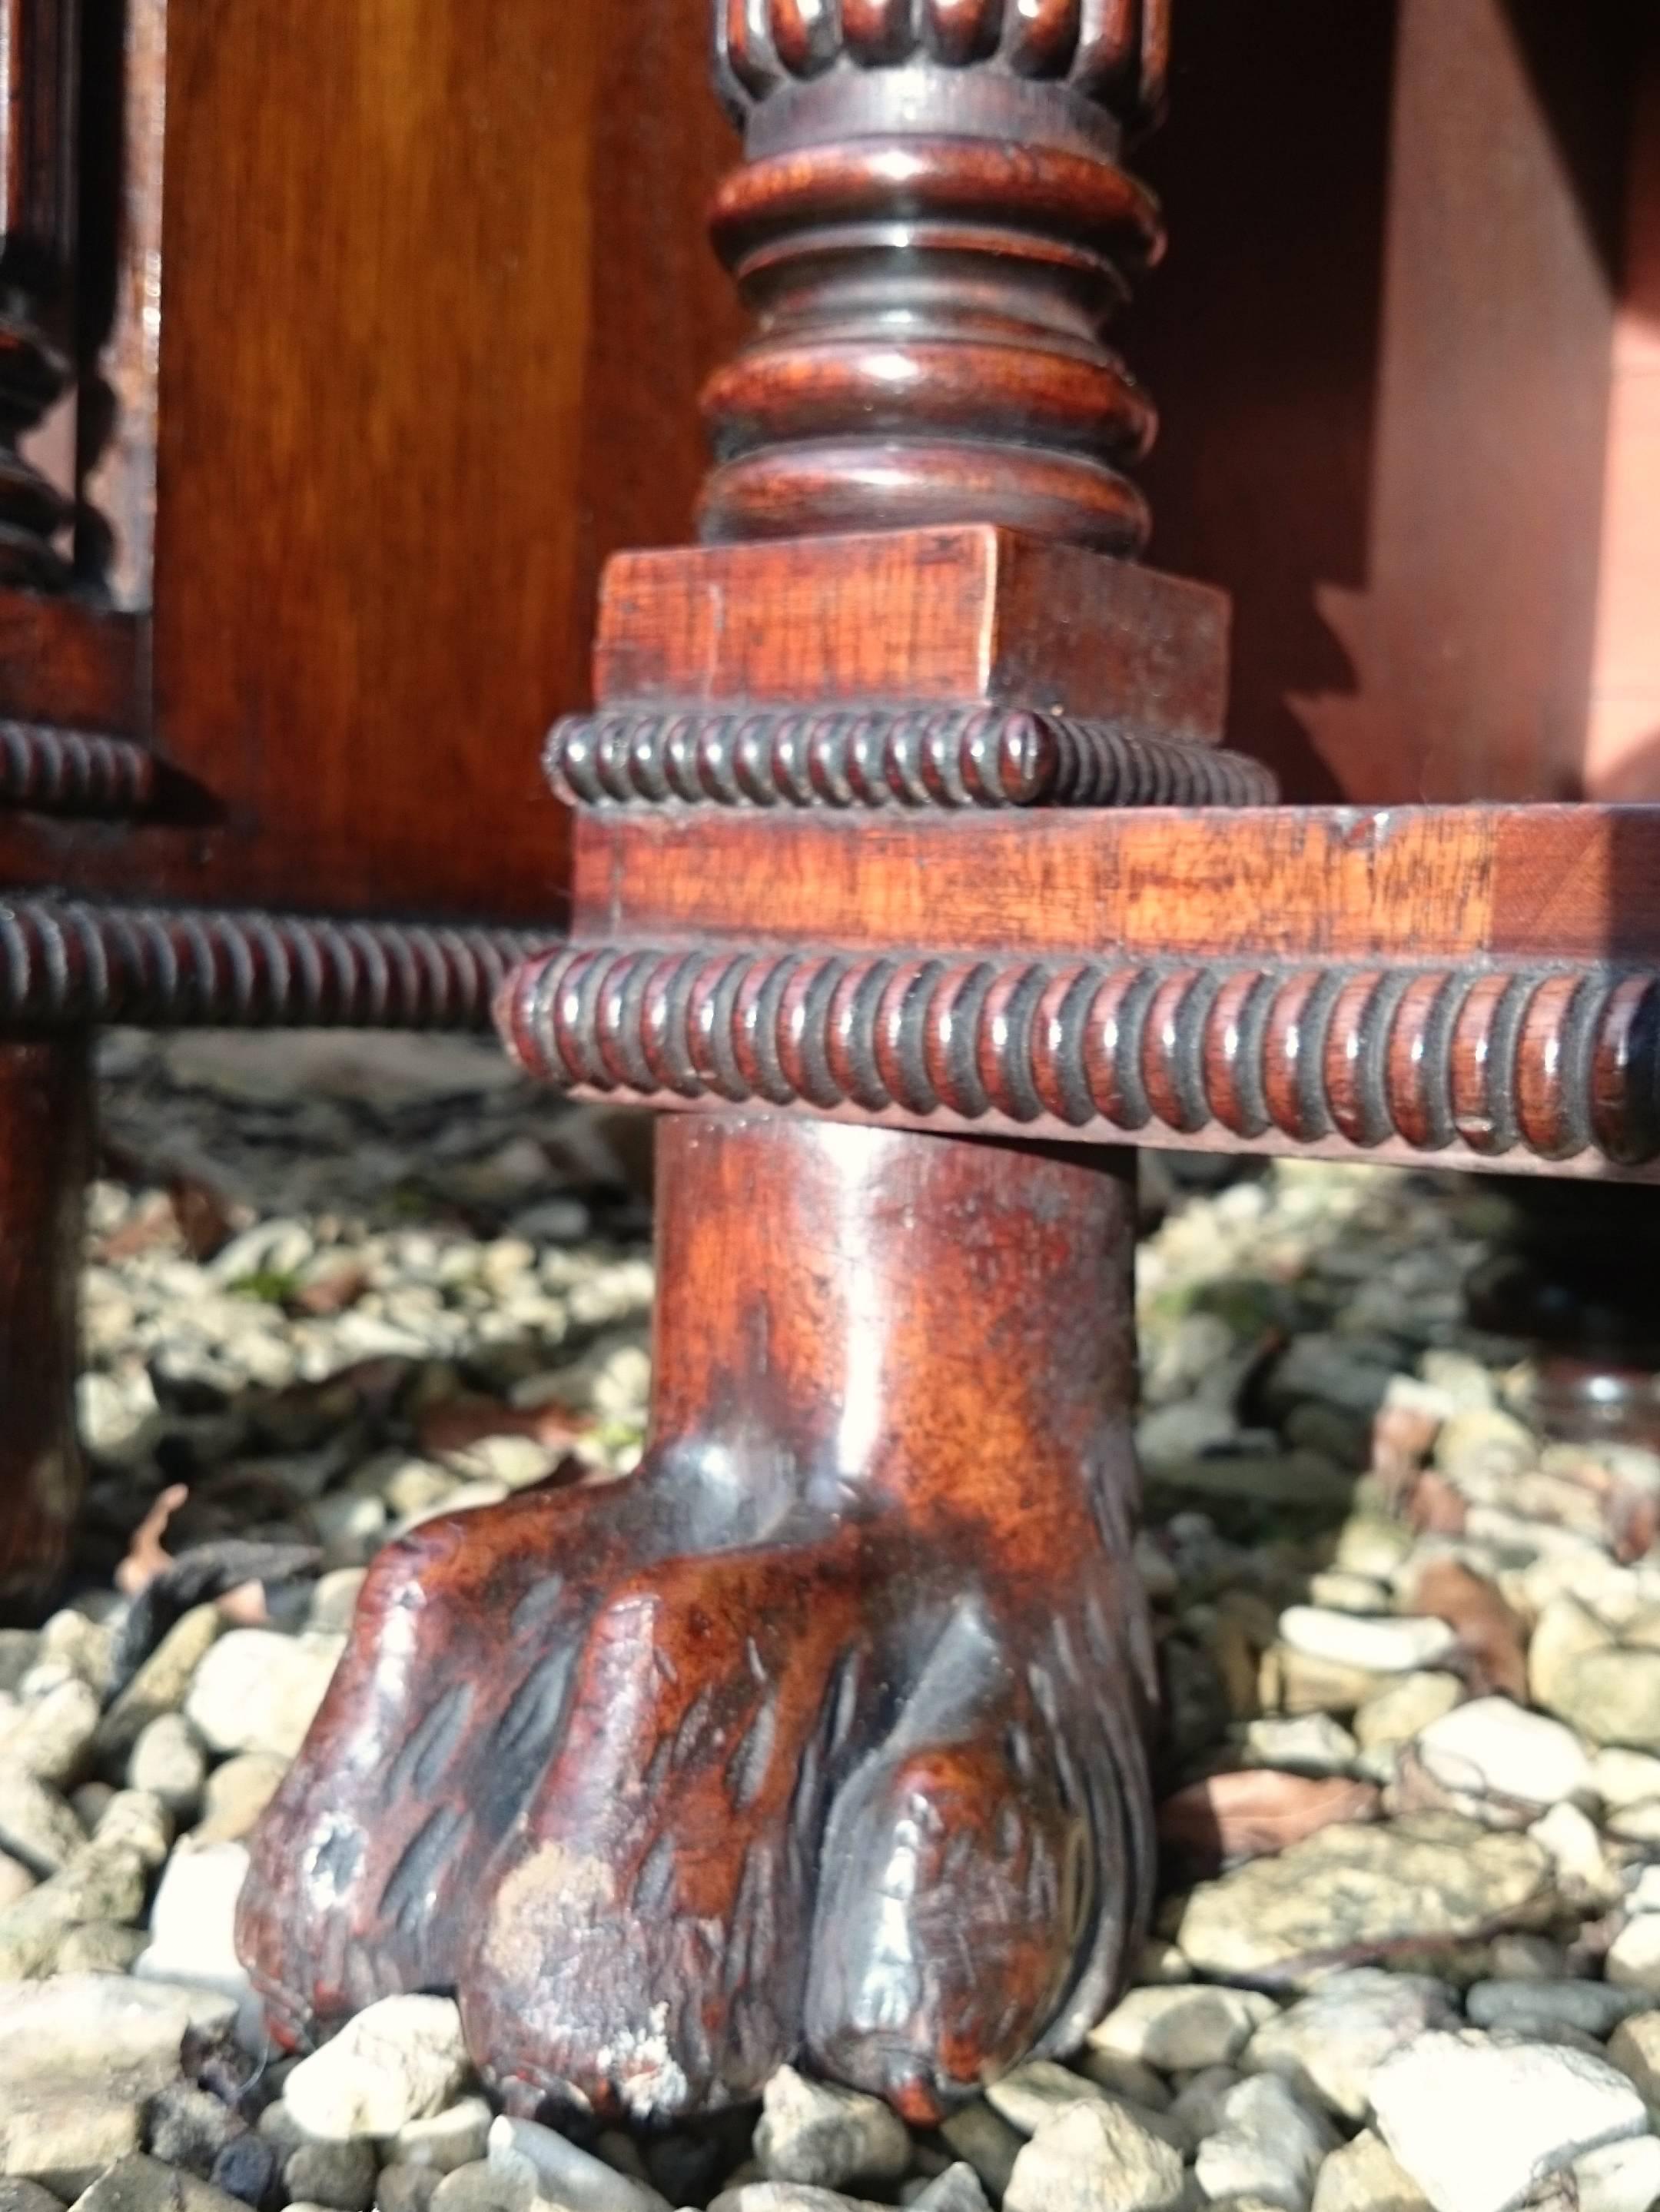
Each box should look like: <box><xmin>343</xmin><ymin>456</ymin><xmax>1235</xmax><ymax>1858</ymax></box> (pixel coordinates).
<box><xmin>500</xmin><ymin>943</ymin><xmax>1660</xmax><ymax>1169</ymax></box>
<box><xmin>546</xmin><ymin>705</ymin><xmax>1276</xmax><ymax>811</ymax></box>
<box><xmin>715</xmin><ymin>0</ymin><xmax>1171</xmax><ymax>129</ymax></box>
<box><xmin>0</xmin><ymin>722</ymin><xmax>156</xmax><ymax>817</ymax></box>
<box><xmin>0</xmin><ymin>900</ymin><xmax>546</xmax><ymax>1031</ymax></box>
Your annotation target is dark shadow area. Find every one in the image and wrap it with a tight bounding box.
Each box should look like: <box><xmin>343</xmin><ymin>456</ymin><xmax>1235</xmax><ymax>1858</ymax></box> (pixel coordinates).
<box><xmin>1136</xmin><ymin>0</ymin><xmax>1645</xmax><ymax>805</ymax></box>
<box><xmin>1135</xmin><ymin>0</ymin><xmax>1398</xmax><ymax>802</ymax></box>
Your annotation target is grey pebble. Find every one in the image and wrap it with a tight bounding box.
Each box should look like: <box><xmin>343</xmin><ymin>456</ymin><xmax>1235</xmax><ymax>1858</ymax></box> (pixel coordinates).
<box><xmin>286</xmin><ymin>2141</ymin><xmax>381</xmax><ymax>2212</ymax></box>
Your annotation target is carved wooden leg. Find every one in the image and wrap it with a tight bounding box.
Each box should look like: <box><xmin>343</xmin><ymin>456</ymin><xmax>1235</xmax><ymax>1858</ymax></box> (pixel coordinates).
<box><xmin>238</xmin><ymin>1113</ymin><xmax>1154</xmax><ymax>2122</ymax></box>
<box><xmin>0</xmin><ymin>1036</ymin><xmax>91</xmax><ymax>1608</ymax></box>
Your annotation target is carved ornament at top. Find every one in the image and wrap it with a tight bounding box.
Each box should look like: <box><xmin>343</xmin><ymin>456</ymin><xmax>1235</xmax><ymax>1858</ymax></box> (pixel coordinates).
<box><xmin>715</xmin><ymin>0</ymin><xmax>1170</xmax><ymax>140</ymax></box>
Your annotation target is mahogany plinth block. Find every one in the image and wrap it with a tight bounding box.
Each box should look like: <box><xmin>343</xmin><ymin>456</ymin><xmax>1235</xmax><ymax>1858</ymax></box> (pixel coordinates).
<box><xmin>0</xmin><ymin>1036</ymin><xmax>90</xmax><ymax>1606</ymax></box>
<box><xmin>593</xmin><ymin>524</ymin><xmax>1230</xmax><ymax>750</ymax></box>
<box><xmin>237</xmin><ymin>1113</ymin><xmax>1154</xmax><ymax>2123</ymax></box>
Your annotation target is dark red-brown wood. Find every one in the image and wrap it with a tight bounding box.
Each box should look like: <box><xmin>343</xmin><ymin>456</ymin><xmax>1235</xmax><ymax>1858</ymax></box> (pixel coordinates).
<box><xmin>0</xmin><ymin>1035</ymin><xmax>88</xmax><ymax>1607</ymax></box>
<box><xmin>238</xmin><ymin>1113</ymin><xmax>1153</xmax><ymax>2124</ymax></box>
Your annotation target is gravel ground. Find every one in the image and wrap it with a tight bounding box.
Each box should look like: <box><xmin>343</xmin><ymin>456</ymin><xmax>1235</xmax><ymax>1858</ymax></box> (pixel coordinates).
<box><xmin>6</xmin><ymin>1033</ymin><xmax>1660</xmax><ymax>2212</ymax></box>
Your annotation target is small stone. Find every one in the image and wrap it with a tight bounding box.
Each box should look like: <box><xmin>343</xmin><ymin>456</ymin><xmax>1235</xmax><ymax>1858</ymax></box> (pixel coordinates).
<box><xmin>1194</xmin><ymin>2074</ymin><xmax>1340</xmax><ymax>2212</ymax></box>
<box><xmin>307</xmin><ymin>1570</ymin><xmax>368</xmax><ymax>1635</ymax></box>
<box><xmin>1088</xmin><ymin>1984</ymin><xmax>1278</xmax><ymax>2070</ymax></box>
<box><xmin>389</xmin><ymin>2101</ymin><xmax>493</xmax><ymax>2174</ymax></box>
<box><xmin>1549</xmin><ymin>1648</ymin><xmax>1660</xmax><ymax>1752</ymax></box>
<box><xmin>1306</xmin><ymin>1573</ymin><xmax>1395</xmax><ymax>1616</ymax></box>
<box><xmin>0</xmin><ymin>2101</ymin><xmax>142</xmax><ymax>2199</ymax></box>
<box><xmin>1177</xmin><ymin>1815</ymin><xmax>1552</xmax><ymax>1982</ymax></box>
<box><xmin>69</xmin><ymin>1784</ymin><xmax>113</xmax><ymax>1830</ymax></box>
<box><xmin>1466</xmin><ymin>1981</ymin><xmax>1643</xmax><ymax>2038</ymax></box>
<box><xmin>0</xmin><ymin>1973</ymin><xmax>236</xmax><ymax>2107</ymax></box>
<box><xmin>284</xmin><ymin>2142</ymin><xmax>380</xmax><ymax>2211</ymax></box>
<box><xmin>1242</xmin><ymin>1970</ymin><xmax>1457</xmax><ymax>2124</ymax></box>
<box><xmin>1526</xmin><ymin>1802</ymin><xmax>1620</xmax><ymax>1911</ymax></box>
<box><xmin>1270</xmin><ymin>1648</ymin><xmax>1393</xmax><ymax>1718</ymax></box>
<box><xmin>1</xmin><ymin>1679</ymin><xmax>99</xmax><ymax>1787</ymax></box>
<box><xmin>94</xmin><ymin>1790</ymin><xmax>173</xmax><ymax>1870</ymax></box>
<box><xmin>187</xmin><ymin>1755</ymin><xmax>288</xmax><ymax>1848</ymax></box>
<box><xmin>1370</xmin><ymin>2031</ymin><xmax>1648</xmax><ymax>2212</ymax></box>
<box><xmin>1528</xmin><ymin>1598</ymin><xmax>1617</xmax><ymax>1716</ymax></box>
<box><xmin>284</xmin><ymin>1998</ymin><xmax>470</xmax><ymax>2140</ymax></box>
<box><xmin>144</xmin><ymin>2083</ymin><xmax>244</xmax><ymax>2177</ymax></box>
<box><xmin>97</xmin><ymin>1608</ymin><xmax>225</xmax><ymax>1761</ymax></box>
<box><xmin>428</xmin><ymin>2171</ymin><xmax>519</xmax><ymax>2212</ymax></box>
<box><xmin>1486</xmin><ymin>1934</ymin><xmax>1569</xmax><ymax>1981</ymax></box>
<box><xmin>938</xmin><ymin>2104</ymin><xmax>1023</xmax><ymax>2199</ymax></box>
<box><xmin>1433</xmin><ymin>1408</ymin><xmax>1536</xmax><ymax>1485</ymax></box>
<box><xmin>908</xmin><ymin>2164</ymin><xmax>991</xmax><ymax>2212</ymax></box>
<box><xmin>1168</xmin><ymin>2067</ymin><xmax>1241</xmax><ymax>2147</ymax></box>
<box><xmin>38</xmin><ymin>1612</ymin><xmax>115</xmax><ymax>1696</ymax></box>
<box><xmin>1004</xmin><ymin>2100</ymin><xmax>1185</xmax><ymax>2212</ymax></box>
<box><xmin>0</xmin><ymin>1843</ymin><xmax>148</xmax><ymax>1976</ymax></box>
<box><xmin>1335</xmin><ymin>1520</ymin><xmax>1414</xmax><ymax>1580</ymax></box>
<box><xmin>374</xmin><ymin>2167</ymin><xmax>440</xmax><ymax>2212</ymax></box>
<box><xmin>1074</xmin><ymin>2048</ymin><xmax>1172</xmax><ymax>2108</ymax></box>
<box><xmin>54</xmin><ymin>1920</ymin><xmax>148</xmax><ymax>1974</ymax></box>
<box><xmin>1354</xmin><ymin>1676</ymin><xmax>1464</xmax><ymax>1755</ymax></box>
<box><xmin>128</xmin><ymin>1713</ymin><xmax>208</xmax><ymax>1817</ymax></box>
<box><xmin>1605</xmin><ymin>1799</ymin><xmax>1660</xmax><ymax>1845</ymax></box>
<box><xmin>211</xmin><ymin>2134</ymin><xmax>286</xmax><ymax>2212</ymax></box>
<box><xmin>0</xmin><ymin>2185</ymin><xmax>68</xmax><ymax>2212</ymax></box>
<box><xmin>1243</xmin><ymin>1715</ymin><xmax>1360</xmax><ymax>1776</ymax></box>
<box><xmin>1412</xmin><ymin>1699</ymin><xmax>1592</xmax><ymax>1815</ymax></box>
<box><xmin>133</xmin><ymin>1842</ymin><xmax>255</xmax><ymax>2039</ymax></box>
<box><xmin>61</xmin><ymin>2154</ymin><xmax>247</xmax><ymax>2212</ymax></box>
<box><xmin>709</xmin><ymin>2192</ymin><xmax>885</xmax><ymax>2212</ymax></box>
<box><xmin>1569</xmin><ymin>2134</ymin><xmax>1660</xmax><ymax>2212</ymax></box>
<box><xmin>0</xmin><ymin>1761</ymin><xmax>85</xmax><ymax>1877</ymax></box>
<box><xmin>486</xmin><ymin>2115</ymin><xmax>671</xmax><ymax>2212</ymax></box>
<box><xmin>184</xmin><ymin>1631</ymin><xmax>344</xmax><ymax>1760</ymax></box>
<box><xmin>1606</xmin><ymin>2011</ymin><xmax>1660</xmax><ymax>2107</ymax></box>
<box><xmin>1605</xmin><ymin>1913</ymin><xmax>1660</xmax><ymax>1995</ymax></box>
<box><xmin>1591</xmin><ymin>1748</ymin><xmax>1660</xmax><ymax>1808</ymax></box>
<box><xmin>1310</xmin><ymin>2131</ymin><xmax>1429</xmax><ymax>2212</ymax></box>
<box><xmin>755</xmin><ymin>2067</ymin><xmax>911</xmax><ymax>2190</ymax></box>
<box><xmin>1278</xmin><ymin>1611</ymin><xmax>1457</xmax><ymax>1676</ymax></box>
<box><xmin>987</xmin><ymin>2062</ymin><xmax>1180</xmax><ymax>2147</ymax></box>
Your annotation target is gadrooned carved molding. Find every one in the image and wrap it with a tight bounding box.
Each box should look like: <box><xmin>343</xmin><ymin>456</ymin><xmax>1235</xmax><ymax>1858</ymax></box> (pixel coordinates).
<box><xmin>715</xmin><ymin>0</ymin><xmax>1172</xmax><ymax>124</ymax></box>
<box><xmin>500</xmin><ymin>942</ymin><xmax>1660</xmax><ymax>1169</ymax></box>
<box><xmin>0</xmin><ymin>898</ymin><xmax>546</xmax><ymax>1030</ymax></box>
<box><xmin>0</xmin><ymin>722</ymin><xmax>156</xmax><ymax>818</ymax></box>
<box><xmin>546</xmin><ymin>704</ymin><xmax>1277</xmax><ymax>811</ymax></box>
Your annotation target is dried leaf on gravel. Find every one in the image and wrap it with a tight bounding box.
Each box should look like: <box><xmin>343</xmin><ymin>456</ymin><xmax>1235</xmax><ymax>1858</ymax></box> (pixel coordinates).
<box><xmin>1409</xmin><ymin>1559</ymin><xmax>1528</xmax><ymax>1699</ymax></box>
<box><xmin>1157</xmin><ymin>1769</ymin><xmax>1381</xmax><ymax>1874</ymax></box>
<box><xmin>115</xmin><ymin>1482</ymin><xmax>189</xmax><ymax>1595</ymax></box>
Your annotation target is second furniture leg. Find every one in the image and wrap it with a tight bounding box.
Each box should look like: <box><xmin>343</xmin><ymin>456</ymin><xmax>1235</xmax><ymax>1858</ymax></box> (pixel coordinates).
<box><xmin>0</xmin><ymin>1035</ymin><xmax>91</xmax><ymax>1609</ymax></box>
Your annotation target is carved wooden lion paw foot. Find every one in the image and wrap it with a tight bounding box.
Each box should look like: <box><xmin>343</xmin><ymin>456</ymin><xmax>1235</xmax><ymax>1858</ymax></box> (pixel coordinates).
<box><xmin>237</xmin><ymin>1114</ymin><xmax>1157</xmax><ymax>2123</ymax></box>
<box><xmin>236</xmin><ymin>1469</ymin><xmax>1154</xmax><ymax>2124</ymax></box>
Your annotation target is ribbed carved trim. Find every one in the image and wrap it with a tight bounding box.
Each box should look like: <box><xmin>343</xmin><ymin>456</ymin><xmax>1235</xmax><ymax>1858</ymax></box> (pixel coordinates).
<box><xmin>0</xmin><ymin>722</ymin><xmax>156</xmax><ymax>817</ymax></box>
<box><xmin>0</xmin><ymin>900</ymin><xmax>549</xmax><ymax>1030</ymax></box>
<box><xmin>546</xmin><ymin>705</ymin><xmax>1276</xmax><ymax>811</ymax></box>
<box><xmin>715</xmin><ymin>0</ymin><xmax>1171</xmax><ymax>124</ymax></box>
<box><xmin>500</xmin><ymin>942</ymin><xmax>1660</xmax><ymax>1168</ymax></box>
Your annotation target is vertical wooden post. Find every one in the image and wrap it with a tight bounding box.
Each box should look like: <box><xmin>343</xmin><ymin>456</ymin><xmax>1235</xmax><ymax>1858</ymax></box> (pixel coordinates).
<box><xmin>0</xmin><ymin>1035</ymin><xmax>88</xmax><ymax>1606</ymax></box>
